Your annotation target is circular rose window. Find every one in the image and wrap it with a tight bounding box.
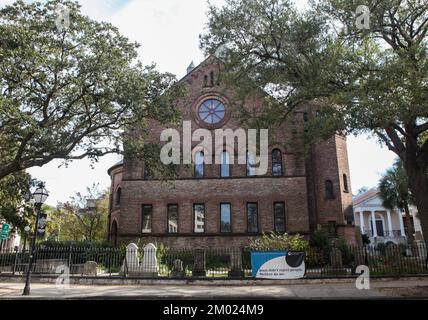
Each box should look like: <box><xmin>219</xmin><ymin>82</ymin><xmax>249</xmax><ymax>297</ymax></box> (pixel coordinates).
<box><xmin>198</xmin><ymin>99</ymin><xmax>226</xmax><ymax>124</ymax></box>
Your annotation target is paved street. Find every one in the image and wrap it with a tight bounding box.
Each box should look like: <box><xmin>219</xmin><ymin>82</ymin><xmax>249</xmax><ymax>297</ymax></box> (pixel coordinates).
<box><xmin>1</xmin><ymin>278</ymin><xmax>428</xmax><ymax>299</ymax></box>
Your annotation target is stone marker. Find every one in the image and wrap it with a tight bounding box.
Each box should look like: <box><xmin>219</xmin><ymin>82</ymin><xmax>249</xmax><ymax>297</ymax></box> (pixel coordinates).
<box><xmin>193</xmin><ymin>249</ymin><xmax>206</xmax><ymax>277</ymax></box>
<box><xmin>141</xmin><ymin>243</ymin><xmax>159</xmax><ymax>277</ymax></box>
<box><xmin>228</xmin><ymin>248</ymin><xmax>244</xmax><ymax>277</ymax></box>
<box><xmin>83</xmin><ymin>261</ymin><xmax>98</xmax><ymax>276</ymax></box>
<box><xmin>171</xmin><ymin>259</ymin><xmax>185</xmax><ymax>278</ymax></box>
<box><xmin>121</xmin><ymin>243</ymin><xmax>140</xmax><ymax>275</ymax></box>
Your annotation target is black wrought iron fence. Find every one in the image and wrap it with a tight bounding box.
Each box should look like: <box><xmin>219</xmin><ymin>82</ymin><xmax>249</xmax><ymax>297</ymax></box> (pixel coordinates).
<box><xmin>0</xmin><ymin>242</ymin><xmax>427</xmax><ymax>279</ymax></box>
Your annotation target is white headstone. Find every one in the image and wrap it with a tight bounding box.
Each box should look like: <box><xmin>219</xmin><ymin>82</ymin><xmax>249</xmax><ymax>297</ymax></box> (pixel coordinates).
<box><xmin>142</xmin><ymin>243</ymin><xmax>159</xmax><ymax>275</ymax></box>
<box><xmin>123</xmin><ymin>243</ymin><xmax>140</xmax><ymax>273</ymax></box>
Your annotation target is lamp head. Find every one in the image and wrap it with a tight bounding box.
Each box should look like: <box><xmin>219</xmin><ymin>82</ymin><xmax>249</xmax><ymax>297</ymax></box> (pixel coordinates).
<box><xmin>33</xmin><ymin>182</ymin><xmax>49</xmax><ymax>205</ymax></box>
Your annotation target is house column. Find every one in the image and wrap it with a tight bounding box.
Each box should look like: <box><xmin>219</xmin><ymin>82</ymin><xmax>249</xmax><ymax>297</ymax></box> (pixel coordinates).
<box><xmin>371</xmin><ymin>211</ymin><xmax>378</xmax><ymax>237</ymax></box>
<box><xmin>398</xmin><ymin>210</ymin><xmax>406</xmax><ymax>237</ymax></box>
<box><xmin>359</xmin><ymin>212</ymin><xmax>365</xmax><ymax>234</ymax></box>
<box><xmin>386</xmin><ymin>210</ymin><xmax>393</xmax><ymax>237</ymax></box>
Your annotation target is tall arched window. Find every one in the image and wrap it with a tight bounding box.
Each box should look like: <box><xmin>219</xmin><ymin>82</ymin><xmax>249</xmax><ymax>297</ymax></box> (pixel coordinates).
<box><xmin>272</xmin><ymin>149</ymin><xmax>283</xmax><ymax>176</ymax></box>
<box><xmin>325</xmin><ymin>180</ymin><xmax>335</xmax><ymax>199</ymax></box>
<box><xmin>116</xmin><ymin>187</ymin><xmax>122</xmax><ymax>206</ymax></box>
<box><xmin>195</xmin><ymin>151</ymin><xmax>205</xmax><ymax>178</ymax></box>
<box><xmin>343</xmin><ymin>174</ymin><xmax>349</xmax><ymax>193</ymax></box>
<box><xmin>220</xmin><ymin>151</ymin><xmax>230</xmax><ymax>177</ymax></box>
<box><xmin>110</xmin><ymin>220</ymin><xmax>118</xmax><ymax>247</ymax></box>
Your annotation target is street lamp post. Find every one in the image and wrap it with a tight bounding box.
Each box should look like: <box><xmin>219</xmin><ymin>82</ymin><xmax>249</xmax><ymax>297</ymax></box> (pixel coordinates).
<box><xmin>22</xmin><ymin>183</ymin><xmax>49</xmax><ymax>296</ymax></box>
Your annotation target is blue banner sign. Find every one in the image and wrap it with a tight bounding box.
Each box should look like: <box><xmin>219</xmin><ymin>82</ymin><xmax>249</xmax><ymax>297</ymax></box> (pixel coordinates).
<box><xmin>251</xmin><ymin>251</ymin><xmax>306</xmax><ymax>279</ymax></box>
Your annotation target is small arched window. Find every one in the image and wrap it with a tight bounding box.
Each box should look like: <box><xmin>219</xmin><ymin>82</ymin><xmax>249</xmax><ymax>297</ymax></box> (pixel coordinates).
<box><xmin>343</xmin><ymin>174</ymin><xmax>349</xmax><ymax>193</ymax></box>
<box><xmin>220</xmin><ymin>151</ymin><xmax>230</xmax><ymax>177</ymax></box>
<box><xmin>272</xmin><ymin>149</ymin><xmax>283</xmax><ymax>176</ymax></box>
<box><xmin>210</xmin><ymin>71</ymin><xmax>214</xmax><ymax>86</ymax></box>
<box><xmin>116</xmin><ymin>187</ymin><xmax>122</xmax><ymax>206</ymax></box>
<box><xmin>325</xmin><ymin>180</ymin><xmax>335</xmax><ymax>199</ymax></box>
<box><xmin>195</xmin><ymin>151</ymin><xmax>205</xmax><ymax>178</ymax></box>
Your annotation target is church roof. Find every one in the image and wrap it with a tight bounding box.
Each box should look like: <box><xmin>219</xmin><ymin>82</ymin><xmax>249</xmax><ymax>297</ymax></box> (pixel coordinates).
<box><xmin>353</xmin><ymin>188</ymin><xmax>379</xmax><ymax>206</ymax></box>
<box><xmin>107</xmin><ymin>160</ymin><xmax>123</xmax><ymax>175</ymax></box>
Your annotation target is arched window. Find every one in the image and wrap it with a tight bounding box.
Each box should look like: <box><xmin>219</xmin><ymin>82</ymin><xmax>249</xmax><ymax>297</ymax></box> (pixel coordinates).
<box><xmin>110</xmin><ymin>220</ymin><xmax>118</xmax><ymax>247</ymax></box>
<box><xmin>343</xmin><ymin>174</ymin><xmax>349</xmax><ymax>193</ymax></box>
<box><xmin>116</xmin><ymin>187</ymin><xmax>122</xmax><ymax>206</ymax></box>
<box><xmin>220</xmin><ymin>151</ymin><xmax>230</xmax><ymax>177</ymax></box>
<box><xmin>195</xmin><ymin>151</ymin><xmax>205</xmax><ymax>178</ymax></box>
<box><xmin>272</xmin><ymin>149</ymin><xmax>283</xmax><ymax>176</ymax></box>
<box><xmin>325</xmin><ymin>180</ymin><xmax>335</xmax><ymax>199</ymax></box>
<box><xmin>210</xmin><ymin>71</ymin><xmax>214</xmax><ymax>86</ymax></box>
<box><xmin>247</xmin><ymin>152</ymin><xmax>256</xmax><ymax>176</ymax></box>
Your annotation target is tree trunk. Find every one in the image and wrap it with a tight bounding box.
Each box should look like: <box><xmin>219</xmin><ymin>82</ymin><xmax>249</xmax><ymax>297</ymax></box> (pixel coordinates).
<box><xmin>406</xmin><ymin>163</ymin><xmax>428</xmax><ymax>247</ymax></box>
<box><xmin>403</xmin><ymin>202</ymin><xmax>414</xmax><ymax>244</ymax></box>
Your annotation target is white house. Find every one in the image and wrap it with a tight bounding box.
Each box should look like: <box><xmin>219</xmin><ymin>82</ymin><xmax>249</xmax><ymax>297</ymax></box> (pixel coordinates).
<box><xmin>353</xmin><ymin>188</ymin><xmax>424</xmax><ymax>245</ymax></box>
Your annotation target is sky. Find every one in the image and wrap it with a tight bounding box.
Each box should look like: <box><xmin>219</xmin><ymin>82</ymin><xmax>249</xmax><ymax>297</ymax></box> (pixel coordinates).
<box><xmin>1</xmin><ymin>0</ymin><xmax>397</xmax><ymax>206</ymax></box>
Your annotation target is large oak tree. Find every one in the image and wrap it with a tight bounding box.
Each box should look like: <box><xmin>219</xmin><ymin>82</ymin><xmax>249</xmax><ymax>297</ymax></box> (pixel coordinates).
<box><xmin>200</xmin><ymin>0</ymin><xmax>428</xmax><ymax>241</ymax></box>
<box><xmin>0</xmin><ymin>0</ymin><xmax>182</xmax><ymax>180</ymax></box>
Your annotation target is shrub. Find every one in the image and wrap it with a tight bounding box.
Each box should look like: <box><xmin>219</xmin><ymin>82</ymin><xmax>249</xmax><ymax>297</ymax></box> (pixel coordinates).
<box><xmin>336</xmin><ymin>237</ymin><xmax>355</xmax><ymax>266</ymax></box>
<box><xmin>248</xmin><ymin>232</ymin><xmax>309</xmax><ymax>252</ymax></box>
<box><xmin>310</xmin><ymin>225</ymin><xmax>330</xmax><ymax>252</ymax></box>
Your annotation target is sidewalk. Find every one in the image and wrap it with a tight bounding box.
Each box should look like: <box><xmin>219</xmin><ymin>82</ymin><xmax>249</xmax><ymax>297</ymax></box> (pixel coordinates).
<box><xmin>1</xmin><ymin>278</ymin><xmax>428</xmax><ymax>299</ymax></box>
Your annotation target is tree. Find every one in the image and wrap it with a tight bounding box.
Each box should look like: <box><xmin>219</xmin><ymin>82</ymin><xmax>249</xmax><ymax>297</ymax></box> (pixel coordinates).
<box><xmin>0</xmin><ymin>0</ymin><xmax>182</xmax><ymax>180</ymax></box>
<box><xmin>379</xmin><ymin>159</ymin><xmax>414</xmax><ymax>242</ymax></box>
<box><xmin>356</xmin><ymin>186</ymin><xmax>369</xmax><ymax>196</ymax></box>
<box><xmin>200</xmin><ymin>0</ymin><xmax>428</xmax><ymax>242</ymax></box>
<box><xmin>51</xmin><ymin>184</ymin><xmax>109</xmax><ymax>242</ymax></box>
<box><xmin>0</xmin><ymin>171</ymin><xmax>38</xmax><ymax>230</ymax></box>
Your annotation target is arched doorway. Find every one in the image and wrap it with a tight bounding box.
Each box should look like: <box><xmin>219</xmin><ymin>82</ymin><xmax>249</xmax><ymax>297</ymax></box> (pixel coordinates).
<box><xmin>111</xmin><ymin>220</ymin><xmax>118</xmax><ymax>247</ymax></box>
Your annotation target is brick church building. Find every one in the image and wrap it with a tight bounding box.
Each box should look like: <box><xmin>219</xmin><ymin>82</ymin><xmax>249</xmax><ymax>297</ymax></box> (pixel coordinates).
<box><xmin>107</xmin><ymin>56</ymin><xmax>357</xmax><ymax>248</ymax></box>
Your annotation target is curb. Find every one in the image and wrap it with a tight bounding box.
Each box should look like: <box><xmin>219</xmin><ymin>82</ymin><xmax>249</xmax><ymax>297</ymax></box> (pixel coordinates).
<box><xmin>1</xmin><ymin>275</ymin><xmax>428</xmax><ymax>286</ymax></box>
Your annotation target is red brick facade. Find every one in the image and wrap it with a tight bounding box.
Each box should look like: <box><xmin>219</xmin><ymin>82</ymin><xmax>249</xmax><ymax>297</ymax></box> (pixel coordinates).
<box><xmin>107</xmin><ymin>56</ymin><xmax>357</xmax><ymax>248</ymax></box>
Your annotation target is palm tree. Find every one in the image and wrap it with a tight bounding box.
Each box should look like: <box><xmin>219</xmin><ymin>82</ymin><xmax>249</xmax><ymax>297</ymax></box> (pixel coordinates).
<box><xmin>379</xmin><ymin>160</ymin><xmax>414</xmax><ymax>243</ymax></box>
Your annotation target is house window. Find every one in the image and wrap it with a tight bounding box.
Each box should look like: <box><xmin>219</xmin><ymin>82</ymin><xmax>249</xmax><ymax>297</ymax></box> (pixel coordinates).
<box><xmin>303</xmin><ymin>112</ymin><xmax>309</xmax><ymax>122</ymax></box>
<box><xmin>167</xmin><ymin>204</ymin><xmax>178</xmax><ymax>233</ymax></box>
<box><xmin>220</xmin><ymin>203</ymin><xmax>232</xmax><ymax>233</ymax></box>
<box><xmin>193</xmin><ymin>204</ymin><xmax>205</xmax><ymax>233</ymax></box>
<box><xmin>247</xmin><ymin>152</ymin><xmax>256</xmax><ymax>176</ymax></box>
<box><xmin>272</xmin><ymin>149</ymin><xmax>283</xmax><ymax>176</ymax></box>
<box><xmin>142</xmin><ymin>205</ymin><xmax>152</xmax><ymax>233</ymax></box>
<box><xmin>247</xmin><ymin>203</ymin><xmax>258</xmax><ymax>233</ymax></box>
<box><xmin>116</xmin><ymin>187</ymin><xmax>122</xmax><ymax>206</ymax></box>
<box><xmin>274</xmin><ymin>202</ymin><xmax>286</xmax><ymax>233</ymax></box>
<box><xmin>325</xmin><ymin>180</ymin><xmax>335</xmax><ymax>199</ymax></box>
<box><xmin>194</xmin><ymin>152</ymin><xmax>205</xmax><ymax>178</ymax></box>
<box><xmin>220</xmin><ymin>151</ymin><xmax>230</xmax><ymax>177</ymax></box>
<box><xmin>343</xmin><ymin>174</ymin><xmax>349</xmax><ymax>193</ymax></box>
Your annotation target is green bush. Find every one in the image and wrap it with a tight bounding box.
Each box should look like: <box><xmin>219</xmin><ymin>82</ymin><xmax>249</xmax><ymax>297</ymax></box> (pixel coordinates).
<box><xmin>310</xmin><ymin>225</ymin><xmax>330</xmax><ymax>252</ymax></box>
<box><xmin>248</xmin><ymin>232</ymin><xmax>309</xmax><ymax>252</ymax></box>
<box><xmin>337</xmin><ymin>237</ymin><xmax>355</xmax><ymax>266</ymax></box>
<box><xmin>39</xmin><ymin>240</ymin><xmax>113</xmax><ymax>249</ymax></box>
